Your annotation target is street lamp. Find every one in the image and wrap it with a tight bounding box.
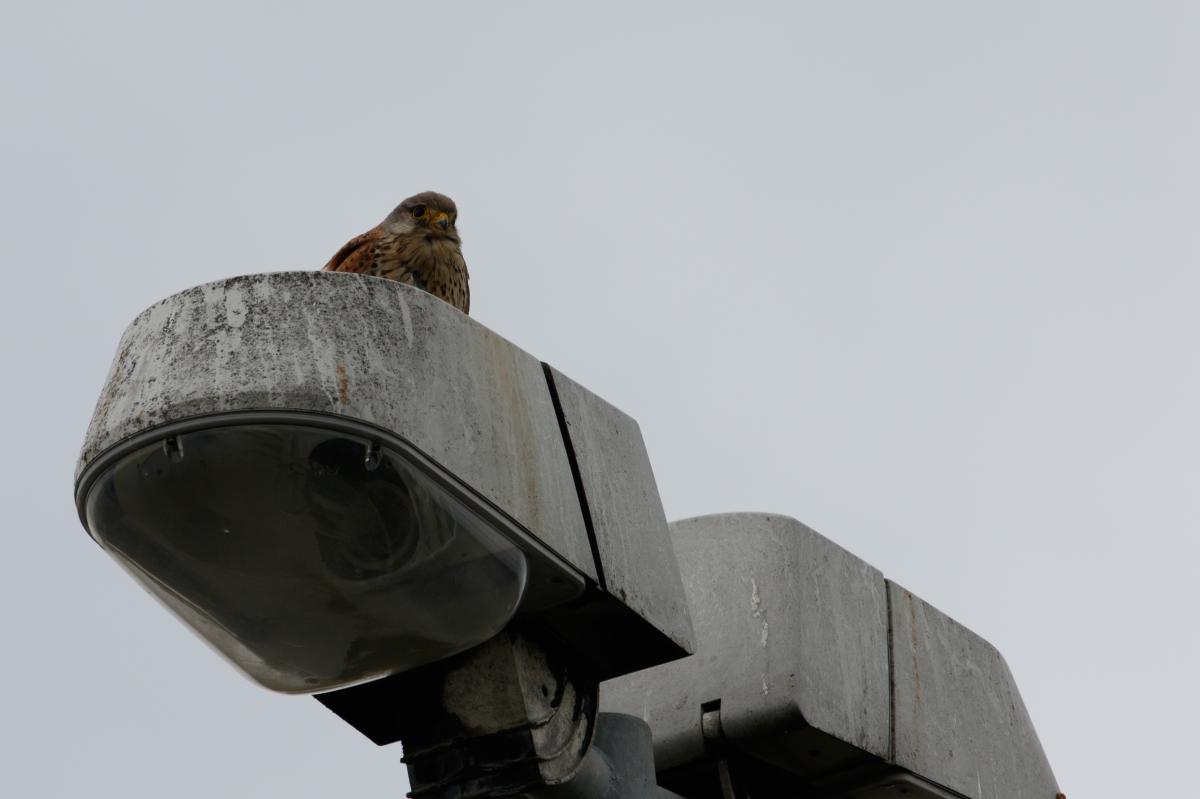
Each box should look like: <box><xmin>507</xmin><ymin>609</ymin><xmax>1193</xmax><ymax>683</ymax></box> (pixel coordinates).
<box><xmin>602</xmin><ymin>513</ymin><xmax>1064</xmax><ymax>799</ymax></box>
<box><xmin>75</xmin><ymin>272</ymin><xmax>1063</xmax><ymax>799</ymax></box>
<box><xmin>75</xmin><ymin>272</ymin><xmax>694</xmax><ymax>796</ymax></box>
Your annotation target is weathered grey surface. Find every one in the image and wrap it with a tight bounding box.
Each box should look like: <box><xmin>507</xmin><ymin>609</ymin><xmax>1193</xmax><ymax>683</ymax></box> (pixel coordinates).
<box><xmin>546</xmin><ymin>367</ymin><xmax>694</xmax><ymax>655</ymax></box>
<box><xmin>601</xmin><ymin>513</ymin><xmax>892</xmax><ymax>773</ymax></box>
<box><xmin>888</xmin><ymin>582</ymin><xmax>1060</xmax><ymax>799</ymax></box>
<box><xmin>603</xmin><ymin>515</ymin><xmax>1061</xmax><ymax>798</ymax></box>
<box><xmin>77</xmin><ymin>272</ymin><xmax>595</xmax><ymax>579</ymax></box>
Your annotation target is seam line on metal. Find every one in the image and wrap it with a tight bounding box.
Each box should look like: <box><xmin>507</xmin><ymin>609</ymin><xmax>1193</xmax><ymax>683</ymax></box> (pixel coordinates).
<box><xmin>542</xmin><ymin>363</ymin><xmax>607</xmax><ymax>591</ymax></box>
<box><xmin>884</xmin><ymin>578</ymin><xmax>897</xmax><ymax>765</ymax></box>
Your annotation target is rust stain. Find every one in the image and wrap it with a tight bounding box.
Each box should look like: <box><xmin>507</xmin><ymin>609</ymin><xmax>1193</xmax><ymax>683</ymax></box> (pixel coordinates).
<box><xmin>335</xmin><ymin>362</ymin><xmax>350</xmax><ymax>405</ymax></box>
<box><xmin>907</xmin><ymin>590</ymin><xmax>922</xmax><ymax>705</ymax></box>
<box><xmin>488</xmin><ymin>338</ymin><xmax>541</xmax><ymax>531</ymax></box>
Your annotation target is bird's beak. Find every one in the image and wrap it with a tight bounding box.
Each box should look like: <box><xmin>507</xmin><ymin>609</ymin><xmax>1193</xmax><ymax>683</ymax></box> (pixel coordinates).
<box><xmin>431</xmin><ymin>211</ymin><xmax>451</xmax><ymax>231</ymax></box>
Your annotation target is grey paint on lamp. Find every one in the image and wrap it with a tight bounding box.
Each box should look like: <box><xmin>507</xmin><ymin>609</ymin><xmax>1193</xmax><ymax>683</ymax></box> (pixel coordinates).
<box><xmin>602</xmin><ymin>514</ymin><xmax>1060</xmax><ymax>798</ymax></box>
<box><xmin>545</xmin><ymin>366</ymin><xmax>695</xmax><ymax>655</ymax></box>
<box><xmin>76</xmin><ymin>271</ymin><xmax>597</xmax><ymax>581</ymax></box>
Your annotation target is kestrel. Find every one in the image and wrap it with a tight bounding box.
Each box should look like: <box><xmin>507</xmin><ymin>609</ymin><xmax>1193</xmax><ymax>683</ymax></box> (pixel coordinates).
<box><xmin>323</xmin><ymin>191</ymin><xmax>470</xmax><ymax>314</ymax></box>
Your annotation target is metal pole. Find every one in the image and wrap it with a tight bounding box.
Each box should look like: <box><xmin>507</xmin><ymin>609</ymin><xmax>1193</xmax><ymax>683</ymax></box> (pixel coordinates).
<box><xmin>525</xmin><ymin>713</ymin><xmax>684</xmax><ymax>799</ymax></box>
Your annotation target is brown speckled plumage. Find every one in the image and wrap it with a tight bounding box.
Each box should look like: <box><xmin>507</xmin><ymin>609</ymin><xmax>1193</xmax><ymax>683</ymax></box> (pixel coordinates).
<box><xmin>323</xmin><ymin>191</ymin><xmax>470</xmax><ymax>314</ymax></box>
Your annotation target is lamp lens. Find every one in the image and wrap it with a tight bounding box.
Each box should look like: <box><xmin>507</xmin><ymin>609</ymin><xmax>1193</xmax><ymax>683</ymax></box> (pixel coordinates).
<box><xmin>84</xmin><ymin>424</ymin><xmax>528</xmax><ymax>693</ymax></box>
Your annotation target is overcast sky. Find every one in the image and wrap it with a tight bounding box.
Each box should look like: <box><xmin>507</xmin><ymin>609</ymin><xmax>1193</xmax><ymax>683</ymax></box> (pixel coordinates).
<box><xmin>2</xmin><ymin>2</ymin><xmax>1196</xmax><ymax>796</ymax></box>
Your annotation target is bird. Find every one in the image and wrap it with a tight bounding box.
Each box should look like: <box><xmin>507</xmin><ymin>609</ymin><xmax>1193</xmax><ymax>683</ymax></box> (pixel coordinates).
<box><xmin>322</xmin><ymin>191</ymin><xmax>470</xmax><ymax>314</ymax></box>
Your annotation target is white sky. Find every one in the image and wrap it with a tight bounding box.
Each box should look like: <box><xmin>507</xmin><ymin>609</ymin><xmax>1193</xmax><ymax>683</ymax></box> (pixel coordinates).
<box><xmin>3</xmin><ymin>2</ymin><xmax>1196</xmax><ymax>796</ymax></box>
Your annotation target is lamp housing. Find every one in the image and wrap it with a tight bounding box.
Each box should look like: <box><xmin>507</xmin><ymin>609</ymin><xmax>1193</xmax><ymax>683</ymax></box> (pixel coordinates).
<box><xmin>75</xmin><ymin>273</ymin><xmax>693</xmax><ymax>696</ymax></box>
<box><xmin>601</xmin><ymin>513</ymin><xmax>1060</xmax><ymax>799</ymax></box>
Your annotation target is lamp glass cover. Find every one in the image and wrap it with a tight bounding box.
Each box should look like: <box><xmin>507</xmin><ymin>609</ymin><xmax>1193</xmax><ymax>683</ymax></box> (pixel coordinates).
<box><xmin>84</xmin><ymin>423</ymin><xmax>529</xmax><ymax>693</ymax></box>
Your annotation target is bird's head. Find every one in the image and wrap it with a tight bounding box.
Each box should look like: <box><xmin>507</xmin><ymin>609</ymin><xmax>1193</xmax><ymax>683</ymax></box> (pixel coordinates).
<box><xmin>382</xmin><ymin>191</ymin><xmax>460</xmax><ymax>241</ymax></box>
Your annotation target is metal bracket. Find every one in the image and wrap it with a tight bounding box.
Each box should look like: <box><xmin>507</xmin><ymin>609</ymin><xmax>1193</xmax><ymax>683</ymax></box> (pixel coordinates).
<box><xmin>525</xmin><ymin>714</ymin><xmax>685</xmax><ymax>799</ymax></box>
<box><xmin>700</xmin><ymin>702</ymin><xmax>745</xmax><ymax>799</ymax></box>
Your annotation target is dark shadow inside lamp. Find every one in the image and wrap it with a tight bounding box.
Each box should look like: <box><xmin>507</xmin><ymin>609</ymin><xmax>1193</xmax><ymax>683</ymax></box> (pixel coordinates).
<box><xmin>83</xmin><ymin>424</ymin><xmax>528</xmax><ymax>693</ymax></box>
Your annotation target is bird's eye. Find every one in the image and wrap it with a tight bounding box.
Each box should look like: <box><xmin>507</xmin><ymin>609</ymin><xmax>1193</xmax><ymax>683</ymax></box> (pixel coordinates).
<box><xmin>410</xmin><ymin>205</ymin><xmax>427</xmax><ymax>219</ymax></box>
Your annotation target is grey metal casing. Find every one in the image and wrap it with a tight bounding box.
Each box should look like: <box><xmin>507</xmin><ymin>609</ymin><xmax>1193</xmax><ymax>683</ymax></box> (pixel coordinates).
<box><xmin>76</xmin><ymin>272</ymin><xmax>594</xmax><ymax>577</ymax></box>
<box><xmin>601</xmin><ymin>513</ymin><xmax>891</xmax><ymax>776</ymax></box>
<box><xmin>601</xmin><ymin>513</ymin><xmax>1060</xmax><ymax>799</ymax></box>
<box><xmin>76</xmin><ymin>271</ymin><xmax>693</xmax><ymax>678</ymax></box>
<box><xmin>546</xmin><ymin>367</ymin><xmax>694</xmax><ymax>656</ymax></box>
<box><xmin>889</xmin><ymin>582</ymin><xmax>1059</xmax><ymax>799</ymax></box>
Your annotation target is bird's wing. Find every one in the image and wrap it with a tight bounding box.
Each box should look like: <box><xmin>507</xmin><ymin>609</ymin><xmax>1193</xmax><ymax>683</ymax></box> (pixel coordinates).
<box><xmin>322</xmin><ymin>228</ymin><xmax>382</xmax><ymax>273</ymax></box>
<box><xmin>453</xmin><ymin>247</ymin><xmax>470</xmax><ymax>314</ymax></box>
